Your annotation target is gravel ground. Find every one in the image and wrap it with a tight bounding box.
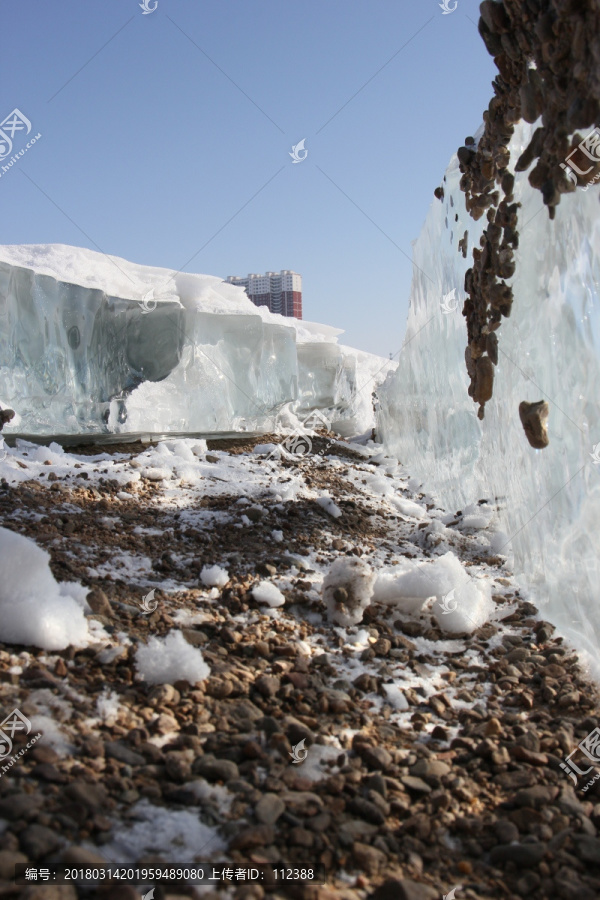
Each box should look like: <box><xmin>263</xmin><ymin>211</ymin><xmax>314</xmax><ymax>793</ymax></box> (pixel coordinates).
<box><xmin>0</xmin><ymin>433</ymin><xmax>599</xmax><ymax>900</ymax></box>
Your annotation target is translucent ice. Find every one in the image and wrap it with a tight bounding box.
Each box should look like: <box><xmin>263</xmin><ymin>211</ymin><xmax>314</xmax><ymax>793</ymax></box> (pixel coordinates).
<box><xmin>0</xmin><ymin>244</ymin><xmax>392</xmax><ymax>437</ymax></box>
<box><xmin>377</xmin><ymin>121</ymin><xmax>600</xmax><ymax>675</ymax></box>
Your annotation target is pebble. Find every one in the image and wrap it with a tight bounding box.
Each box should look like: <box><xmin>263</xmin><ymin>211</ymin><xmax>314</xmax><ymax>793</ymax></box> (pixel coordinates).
<box><xmin>255</xmin><ymin>792</ymin><xmax>285</xmax><ymax>825</ymax></box>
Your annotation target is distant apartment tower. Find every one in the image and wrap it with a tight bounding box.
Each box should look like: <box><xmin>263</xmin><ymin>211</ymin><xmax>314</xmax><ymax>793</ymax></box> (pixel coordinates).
<box><xmin>226</xmin><ymin>270</ymin><xmax>302</xmax><ymax>319</ymax></box>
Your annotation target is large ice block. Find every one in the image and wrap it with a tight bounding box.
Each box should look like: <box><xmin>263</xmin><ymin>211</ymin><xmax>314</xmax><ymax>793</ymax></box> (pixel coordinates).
<box><xmin>0</xmin><ymin>244</ymin><xmax>391</xmax><ymax>437</ymax></box>
<box><xmin>377</xmin><ymin>121</ymin><xmax>600</xmax><ymax>676</ymax></box>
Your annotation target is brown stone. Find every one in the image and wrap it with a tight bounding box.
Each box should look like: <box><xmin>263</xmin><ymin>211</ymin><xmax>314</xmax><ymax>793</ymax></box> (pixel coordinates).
<box><xmin>519</xmin><ymin>400</ymin><xmax>550</xmax><ymax>449</ymax></box>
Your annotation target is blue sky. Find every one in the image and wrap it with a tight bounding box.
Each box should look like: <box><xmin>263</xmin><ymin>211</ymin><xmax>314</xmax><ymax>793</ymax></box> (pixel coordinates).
<box><xmin>0</xmin><ymin>0</ymin><xmax>495</xmax><ymax>357</ymax></box>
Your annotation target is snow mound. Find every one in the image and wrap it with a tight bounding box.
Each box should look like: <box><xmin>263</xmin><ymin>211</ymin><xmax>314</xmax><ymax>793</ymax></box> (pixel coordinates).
<box><xmin>252</xmin><ymin>581</ymin><xmax>286</xmax><ymax>608</ymax></box>
<box><xmin>200</xmin><ymin>565</ymin><xmax>229</xmax><ymax>588</ymax></box>
<box><xmin>374</xmin><ymin>551</ymin><xmax>494</xmax><ymax>634</ymax></box>
<box><xmin>322</xmin><ymin>558</ymin><xmax>375</xmax><ymax>626</ymax></box>
<box><xmin>0</xmin><ymin>526</ymin><xmax>90</xmax><ymax>650</ymax></box>
<box><xmin>135</xmin><ymin>631</ymin><xmax>210</xmax><ymax>685</ymax></box>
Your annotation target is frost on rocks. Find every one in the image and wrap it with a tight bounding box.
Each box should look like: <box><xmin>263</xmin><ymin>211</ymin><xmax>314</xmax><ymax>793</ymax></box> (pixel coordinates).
<box><xmin>135</xmin><ymin>631</ymin><xmax>210</xmax><ymax>685</ymax></box>
<box><xmin>252</xmin><ymin>581</ymin><xmax>286</xmax><ymax>608</ymax></box>
<box><xmin>0</xmin><ymin>525</ymin><xmax>90</xmax><ymax>650</ymax></box>
<box><xmin>200</xmin><ymin>564</ymin><xmax>229</xmax><ymax>588</ymax></box>
<box><xmin>0</xmin><ymin>244</ymin><xmax>393</xmax><ymax>437</ymax></box>
<box><xmin>322</xmin><ymin>558</ymin><xmax>375</xmax><ymax>626</ymax></box>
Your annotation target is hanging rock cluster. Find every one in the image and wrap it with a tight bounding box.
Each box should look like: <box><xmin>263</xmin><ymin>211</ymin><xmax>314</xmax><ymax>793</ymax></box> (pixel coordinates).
<box><xmin>437</xmin><ymin>0</ymin><xmax>600</xmax><ymax>429</ymax></box>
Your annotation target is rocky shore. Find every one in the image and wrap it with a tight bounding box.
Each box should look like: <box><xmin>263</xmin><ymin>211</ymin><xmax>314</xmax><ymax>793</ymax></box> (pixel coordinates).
<box><xmin>0</xmin><ymin>433</ymin><xmax>599</xmax><ymax>899</ymax></box>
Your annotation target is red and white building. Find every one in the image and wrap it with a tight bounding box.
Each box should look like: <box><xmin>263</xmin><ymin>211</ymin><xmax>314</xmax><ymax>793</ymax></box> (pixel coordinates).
<box><xmin>226</xmin><ymin>270</ymin><xmax>302</xmax><ymax>319</ymax></box>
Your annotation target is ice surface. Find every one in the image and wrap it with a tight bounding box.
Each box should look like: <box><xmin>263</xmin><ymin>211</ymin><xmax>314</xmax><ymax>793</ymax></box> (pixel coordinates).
<box><xmin>0</xmin><ymin>525</ymin><xmax>90</xmax><ymax>650</ymax></box>
<box><xmin>0</xmin><ymin>244</ymin><xmax>393</xmax><ymax>437</ymax></box>
<box><xmin>377</xmin><ymin>121</ymin><xmax>600</xmax><ymax>671</ymax></box>
<box><xmin>135</xmin><ymin>630</ymin><xmax>210</xmax><ymax>684</ymax></box>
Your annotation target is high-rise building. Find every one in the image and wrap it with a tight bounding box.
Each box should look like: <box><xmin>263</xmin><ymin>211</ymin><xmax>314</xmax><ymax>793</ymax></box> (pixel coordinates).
<box><xmin>226</xmin><ymin>270</ymin><xmax>302</xmax><ymax>319</ymax></box>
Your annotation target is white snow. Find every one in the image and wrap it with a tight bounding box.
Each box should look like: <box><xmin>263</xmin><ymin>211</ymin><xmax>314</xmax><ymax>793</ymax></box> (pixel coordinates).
<box><xmin>0</xmin><ymin>526</ymin><xmax>90</xmax><ymax>651</ymax></box>
<box><xmin>96</xmin><ymin>689</ymin><xmax>121</xmax><ymax>725</ymax></box>
<box><xmin>252</xmin><ymin>581</ymin><xmax>286</xmax><ymax>608</ymax></box>
<box><xmin>322</xmin><ymin>558</ymin><xmax>375</xmax><ymax>626</ymax></box>
<box><xmin>200</xmin><ymin>565</ymin><xmax>229</xmax><ymax>588</ymax></box>
<box><xmin>135</xmin><ymin>631</ymin><xmax>210</xmax><ymax>685</ymax></box>
<box><xmin>374</xmin><ymin>551</ymin><xmax>494</xmax><ymax>634</ymax></box>
<box><xmin>316</xmin><ymin>496</ymin><xmax>342</xmax><ymax>518</ymax></box>
<box><xmin>99</xmin><ymin>799</ymin><xmax>225</xmax><ymax>864</ymax></box>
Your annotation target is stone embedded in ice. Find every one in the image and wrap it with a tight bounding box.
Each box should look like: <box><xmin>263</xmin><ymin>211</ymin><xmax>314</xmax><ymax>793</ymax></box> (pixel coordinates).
<box><xmin>377</xmin><ymin>120</ymin><xmax>600</xmax><ymax>674</ymax></box>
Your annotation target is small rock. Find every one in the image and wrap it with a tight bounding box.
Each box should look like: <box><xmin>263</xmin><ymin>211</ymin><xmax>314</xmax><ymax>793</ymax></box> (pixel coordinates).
<box><xmin>409</xmin><ymin>759</ymin><xmax>450</xmax><ymax>780</ymax></box>
<box><xmin>401</xmin><ymin>776</ymin><xmax>431</xmax><ymax>794</ymax></box>
<box><xmin>512</xmin><ymin>785</ymin><xmax>559</xmax><ymax>809</ymax></box>
<box><xmin>19</xmin><ymin>824</ymin><xmax>63</xmax><ymax>860</ymax></box>
<box><xmin>490</xmin><ymin>841</ymin><xmax>546</xmax><ymax>867</ymax></box>
<box><xmin>61</xmin><ymin>846</ymin><xmax>107</xmax><ymax>867</ymax></box>
<box><xmin>0</xmin><ymin>793</ymin><xmax>44</xmax><ymax>821</ymax></box>
<box><xmin>348</xmin><ymin>797</ymin><xmax>386</xmax><ymax>826</ymax></box>
<box><xmin>86</xmin><ymin>588</ymin><xmax>112</xmax><ymax>616</ymax></box>
<box><xmin>519</xmin><ymin>400</ymin><xmax>549</xmax><ymax>449</ymax></box>
<box><xmin>254</xmin><ymin>675</ymin><xmax>280</xmax><ymax>698</ymax></box>
<box><xmin>104</xmin><ymin>741</ymin><xmax>145</xmax><ymax>767</ymax></box>
<box><xmin>0</xmin><ymin>849</ymin><xmax>28</xmax><ymax>880</ymax></box>
<box><xmin>356</xmin><ymin>744</ymin><xmax>393</xmax><ymax>772</ymax></box>
<box><xmin>352</xmin><ymin>841</ymin><xmax>388</xmax><ymax>875</ymax></box>
<box><xmin>255</xmin><ymin>793</ymin><xmax>285</xmax><ymax>825</ymax></box>
<box><xmin>230</xmin><ymin>825</ymin><xmax>274</xmax><ymax>850</ymax></box>
<box><xmin>193</xmin><ymin>755</ymin><xmax>239</xmax><ymax>783</ymax></box>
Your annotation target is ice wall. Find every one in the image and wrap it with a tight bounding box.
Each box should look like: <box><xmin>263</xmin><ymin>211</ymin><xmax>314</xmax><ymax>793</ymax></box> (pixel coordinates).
<box><xmin>0</xmin><ymin>245</ymin><xmax>391</xmax><ymax>437</ymax></box>
<box><xmin>377</xmin><ymin>121</ymin><xmax>600</xmax><ymax>677</ymax></box>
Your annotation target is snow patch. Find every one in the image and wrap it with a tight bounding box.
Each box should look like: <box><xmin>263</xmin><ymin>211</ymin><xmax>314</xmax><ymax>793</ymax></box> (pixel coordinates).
<box><xmin>135</xmin><ymin>631</ymin><xmax>210</xmax><ymax>685</ymax></box>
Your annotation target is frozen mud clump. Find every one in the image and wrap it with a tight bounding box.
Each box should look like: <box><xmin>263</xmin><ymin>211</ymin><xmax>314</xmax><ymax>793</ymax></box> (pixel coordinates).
<box><xmin>322</xmin><ymin>558</ymin><xmax>375</xmax><ymax>626</ymax></box>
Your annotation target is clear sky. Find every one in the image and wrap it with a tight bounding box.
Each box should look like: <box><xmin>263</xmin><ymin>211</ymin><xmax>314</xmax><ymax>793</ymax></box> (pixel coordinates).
<box><xmin>0</xmin><ymin>0</ymin><xmax>496</xmax><ymax>357</ymax></box>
